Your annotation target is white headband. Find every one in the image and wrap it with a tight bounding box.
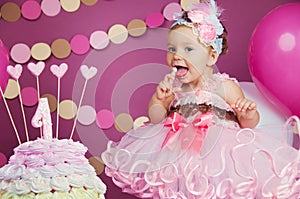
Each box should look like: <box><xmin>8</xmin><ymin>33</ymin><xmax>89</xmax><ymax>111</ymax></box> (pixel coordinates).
<box><xmin>171</xmin><ymin>2</ymin><xmax>224</xmax><ymax>55</ymax></box>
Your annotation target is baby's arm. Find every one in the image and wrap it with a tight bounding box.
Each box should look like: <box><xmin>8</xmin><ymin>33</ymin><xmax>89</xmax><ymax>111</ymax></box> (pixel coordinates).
<box><xmin>221</xmin><ymin>80</ymin><xmax>260</xmax><ymax>128</ymax></box>
<box><xmin>148</xmin><ymin>70</ymin><xmax>176</xmax><ymax>124</ymax></box>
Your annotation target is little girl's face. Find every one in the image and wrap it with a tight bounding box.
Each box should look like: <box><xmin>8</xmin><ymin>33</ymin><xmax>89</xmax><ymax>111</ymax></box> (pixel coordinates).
<box><xmin>166</xmin><ymin>25</ymin><xmax>216</xmax><ymax>88</ymax></box>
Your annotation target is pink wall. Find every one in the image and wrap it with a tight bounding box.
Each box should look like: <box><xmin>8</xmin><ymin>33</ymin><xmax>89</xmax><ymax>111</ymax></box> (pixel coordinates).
<box><xmin>0</xmin><ymin>0</ymin><xmax>298</xmax><ymax>198</ymax></box>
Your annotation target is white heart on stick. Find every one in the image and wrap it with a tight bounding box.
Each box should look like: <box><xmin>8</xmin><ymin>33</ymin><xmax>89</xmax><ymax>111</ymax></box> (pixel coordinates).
<box><xmin>50</xmin><ymin>63</ymin><xmax>68</xmax><ymax>78</ymax></box>
<box><xmin>7</xmin><ymin>64</ymin><xmax>23</xmax><ymax>80</ymax></box>
<box><xmin>80</xmin><ymin>65</ymin><xmax>97</xmax><ymax>80</ymax></box>
<box><xmin>27</xmin><ymin>61</ymin><xmax>45</xmax><ymax>76</ymax></box>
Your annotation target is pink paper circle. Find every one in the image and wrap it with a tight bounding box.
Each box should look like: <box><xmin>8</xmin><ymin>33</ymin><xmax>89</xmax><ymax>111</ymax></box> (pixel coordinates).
<box><xmin>0</xmin><ymin>152</ymin><xmax>7</xmax><ymax>167</ymax></box>
<box><xmin>145</xmin><ymin>13</ymin><xmax>164</xmax><ymax>28</ymax></box>
<box><xmin>21</xmin><ymin>87</ymin><xmax>38</xmax><ymax>106</ymax></box>
<box><xmin>163</xmin><ymin>2</ymin><xmax>182</xmax><ymax>21</ymax></box>
<box><xmin>96</xmin><ymin>109</ymin><xmax>114</xmax><ymax>129</ymax></box>
<box><xmin>78</xmin><ymin>105</ymin><xmax>96</xmax><ymax>125</ymax></box>
<box><xmin>41</xmin><ymin>0</ymin><xmax>61</xmax><ymax>17</ymax></box>
<box><xmin>90</xmin><ymin>30</ymin><xmax>109</xmax><ymax>50</ymax></box>
<box><xmin>10</xmin><ymin>43</ymin><xmax>31</xmax><ymax>64</ymax></box>
<box><xmin>21</xmin><ymin>0</ymin><xmax>42</xmax><ymax>20</ymax></box>
<box><xmin>70</xmin><ymin>34</ymin><xmax>90</xmax><ymax>55</ymax></box>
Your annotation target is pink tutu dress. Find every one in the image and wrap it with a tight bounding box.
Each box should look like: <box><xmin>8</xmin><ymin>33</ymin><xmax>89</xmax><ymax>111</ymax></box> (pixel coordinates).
<box><xmin>101</xmin><ymin>73</ymin><xmax>300</xmax><ymax>199</ymax></box>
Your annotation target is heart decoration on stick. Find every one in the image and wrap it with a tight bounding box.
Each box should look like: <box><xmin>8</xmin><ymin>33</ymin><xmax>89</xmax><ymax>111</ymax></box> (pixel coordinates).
<box><xmin>50</xmin><ymin>63</ymin><xmax>68</xmax><ymax>78</ymax></box>
<box><xmin>80</xmin><ymin>65</ymin><xmax>97</xmax><ymax>80</ymax></box>
<box><xmin>6</xmin><ymin>64</ymin><xmax>29</xmax><ymax>142</ymax></box>
<box><xmin>27</xmin><ymin>61</ymin><xmax>45</xmax><ymax>76</ymax></box>
<box><xmin>50</xmin><ymin>63</ymin><xmax>68</xmax><ymax>139</ymax></box>
<box><xmin>7</xmin><ymin>64</ymin><xmax>23</xmax><ymax>80</ymax></box>
<box><xmin>70</xmin><ymin>65</ymin><xmax>98</xmax><ymax>139</ymax></box>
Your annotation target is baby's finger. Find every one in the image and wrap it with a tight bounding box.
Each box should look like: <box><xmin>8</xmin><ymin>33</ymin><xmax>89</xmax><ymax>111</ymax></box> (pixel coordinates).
<box><xmin>248</xmin><ymin>102</ymin><xmax>257</xmax><ymax>110</ymax></box>
<box><xmin>159</xmin><ymin>81</ymin><xmax>168</xmax><ymax>92</ymax></box>
<box><xmin>233</xmin><ymin>98</ymin><xmax>243</xmax><ymax>111</ymax></box>
<box><xmin>240</xmin><ymin>100</ymin><xmax>253</xmax><ymax>112</ymax></box>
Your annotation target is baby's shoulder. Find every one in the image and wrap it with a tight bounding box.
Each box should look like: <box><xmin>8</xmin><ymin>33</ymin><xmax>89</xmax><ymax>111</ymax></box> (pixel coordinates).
<box><xmin>209</xmin><ymin>73</ymin><xmax>239</xmax><ymax>91</ymax></box>
<box><xmin>211</xmin><ymin>73</ymin><xmax>242</xmax><ymax>101</ymax></box>
<box><xmin>213</xmin><ymin>72</ymin><xmax>239</xmax><ymax>85</ymax></box>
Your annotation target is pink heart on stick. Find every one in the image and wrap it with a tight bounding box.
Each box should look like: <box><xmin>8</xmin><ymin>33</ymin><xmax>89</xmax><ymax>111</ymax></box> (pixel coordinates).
<box><xmin>27</xmin><ymin>61</ymin><xmax>45</xmax><ymax>76</ymax></box>
<box><xmin>50</xmin><ymin>63</ymin><xmax>68</xmax><ymax>78</ymax></box>
<box><xmin>80</xmin><ymin>65</ymin><xmax>97</xmax><ymax>80</ymax></box>
<box><xmin>7</xmin><ymin>64</ymin><xmax>23</xmax><ymax>80</ymax></box>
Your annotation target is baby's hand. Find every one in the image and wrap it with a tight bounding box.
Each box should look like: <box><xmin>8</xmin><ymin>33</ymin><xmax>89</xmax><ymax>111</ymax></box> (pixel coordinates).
<box><xmin>231</xmin><ymin>97</ymin><xmax>257</xmax><ymax>119</ymax></box>
<box><xmin>156</xmin><ymin>68</ymin><xmax>177</xmax><ymax>100</ymax></box>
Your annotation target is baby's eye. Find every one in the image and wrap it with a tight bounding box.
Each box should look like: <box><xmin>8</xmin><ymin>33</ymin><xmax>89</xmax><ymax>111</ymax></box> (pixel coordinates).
<box><xmin>185</xmin><ymin>47</ymin><xmax>193</xmax><ymax>52</ymax></box>
<box><xmin>168</xmin><ymin>47</ymin><xmax>176</xmax><ymax>53</ymax></box>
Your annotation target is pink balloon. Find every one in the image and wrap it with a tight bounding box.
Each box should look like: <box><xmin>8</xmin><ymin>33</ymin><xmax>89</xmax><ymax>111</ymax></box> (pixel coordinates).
<box><xmin>0</xmin><ymin>39</ymin><xmax>10</xmax><ymax>94</ymax></box>
<box><xmin>248</xmin><ymin>2</ymin><xmax>300</xmax><ymax>117</ymax></box>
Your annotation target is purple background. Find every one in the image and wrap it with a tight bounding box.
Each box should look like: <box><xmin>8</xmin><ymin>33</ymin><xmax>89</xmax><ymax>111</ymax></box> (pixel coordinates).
<box><xmin>0</xmin><ymin>0</ymin><xmax>298</xmax><ymax>198</ymax></box>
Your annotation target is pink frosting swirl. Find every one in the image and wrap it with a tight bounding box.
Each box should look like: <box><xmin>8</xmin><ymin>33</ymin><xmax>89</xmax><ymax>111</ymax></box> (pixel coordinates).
<box><xmin>25</xmin><ymin>154</ymin><xmax>45</xmax><ymax>168</ymax></box>
<box><xmin>8</xmin><ymin>154</ymin><xmax>26</xmax><ymax>165</ymax></box>
<box><xmin>42</xmin><ymin>152</ymin><xmax>64</xmax><ymax>166</ymax></box>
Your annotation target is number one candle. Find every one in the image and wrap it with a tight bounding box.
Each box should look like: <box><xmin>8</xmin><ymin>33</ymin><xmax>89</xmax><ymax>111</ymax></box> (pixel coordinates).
<box><xmin>31</xmin><ymin>98</ymin><xmax>53</xmax><ymax>140</ymax></box>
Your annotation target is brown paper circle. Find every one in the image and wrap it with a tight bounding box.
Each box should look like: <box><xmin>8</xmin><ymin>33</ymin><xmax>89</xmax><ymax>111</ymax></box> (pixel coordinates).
<box><xmin>51</xmin><ymin>38</ymin><xmax>71</xmax><ymax>59</ymax></box>
<box><xmin>1</xmin><ymin>2</ymin><xmax>21</xmax><ymax>22</ymax></box>
<box><xmin>127</xmin><ymin>19</ymin><xmax>147</xmax><ymax>37</ymax></box>
<box><xmin>88</xmin><ymin>156</ymin><xmax>105</xmax><ymax>175</ymax></box>
<box><xmin>41</xmin><ymin>94</ymin><xmax>57</xmax><ymax>113</ymax></box>
<box><xmin>81</xmin><ymin>0</ymin><xmax>98</xmax><ymax>6</ymax></box>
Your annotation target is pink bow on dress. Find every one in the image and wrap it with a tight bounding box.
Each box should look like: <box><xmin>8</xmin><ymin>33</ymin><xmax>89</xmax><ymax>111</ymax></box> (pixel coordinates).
<box><xmin>162</xmin><ymin>112</ymin><xmax>213</xmax><ymax>152</ymax></box>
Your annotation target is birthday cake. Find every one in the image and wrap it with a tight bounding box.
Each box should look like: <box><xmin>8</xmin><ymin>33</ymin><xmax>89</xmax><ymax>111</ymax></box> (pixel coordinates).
<box><xmin>0</xmin><ymin>138</ymin><xmax>106</xmax><ymax>199</ymax></box>
<box><xmin>0</xmin><ymin>63</ymin><xmax>106</xmax><ymax>198</ymax></box>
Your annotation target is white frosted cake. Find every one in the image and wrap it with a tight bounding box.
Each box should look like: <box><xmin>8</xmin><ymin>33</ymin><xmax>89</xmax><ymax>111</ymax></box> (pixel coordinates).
<box><xmin>0</xmin><ymin>138</ymin><xmax>106</xmax><ymax>198</ymax></box>
<box><xmin>1</xmin><ymin>64</ymin><xmax>106</xmax><ymax>198</ymax></box>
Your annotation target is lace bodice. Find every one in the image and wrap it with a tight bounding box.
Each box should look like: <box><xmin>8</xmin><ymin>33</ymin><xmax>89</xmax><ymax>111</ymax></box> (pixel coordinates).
<box><xmin>172</xmin><ymin>73</ymin><xmax>238</xmax><ymax>111</ymax></box>
<box><xmin>170</xmin><ymin>73</ymin><xmax>239</xmax><ymax>125</ymax></box>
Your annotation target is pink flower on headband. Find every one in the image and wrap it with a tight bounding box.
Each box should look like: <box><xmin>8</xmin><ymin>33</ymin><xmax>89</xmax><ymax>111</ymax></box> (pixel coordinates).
<box><xmin>199</xmin><ymin>24</ymin><xmax>217</xmax><ymax>43</ymax></box>
<box><xmin>187</xmin><ymin>11</ymin><xmax>208</xmax><ymax>23</ymax></box>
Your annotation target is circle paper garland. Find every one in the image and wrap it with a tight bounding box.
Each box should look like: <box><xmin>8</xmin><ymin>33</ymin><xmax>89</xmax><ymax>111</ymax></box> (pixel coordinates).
<box><xmin>0</xmin><ymin>0</ymin><xmax>98</xmax><ymax>21</ymax></box>
<box><xmin>7</xmin><ymin>2</ymin><xmax>184</xmax><ymax>63</ymax></box>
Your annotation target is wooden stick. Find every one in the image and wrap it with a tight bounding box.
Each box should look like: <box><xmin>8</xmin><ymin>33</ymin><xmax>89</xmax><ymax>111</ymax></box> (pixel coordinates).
<box><xmin>69</xmin><ymin>80</ymin><xmax>88</xmax><ymax>139</ymax></box>
<box><xmin>36</xmin><ymin>76</ymin><xmax>43</xmax><ymax>138</ymax></box>
<box><xmin>17</xmin><ymin>80</ymin><xmax>29</xmax><ymax>142</ymax></box>
<box><xmin>55</xmin><ymin>78</ymin><xmax>61</xmax><ymax>139</ymax></box>
<box><xmin>0</xmin><ymin>87</ymin><xmax>21</xmax><ymax>145</ymax></box>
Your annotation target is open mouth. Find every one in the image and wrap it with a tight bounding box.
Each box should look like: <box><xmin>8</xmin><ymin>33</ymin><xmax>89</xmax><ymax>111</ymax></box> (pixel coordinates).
<box><xmin>174</xmin><ymin>65</ymin><xmax>188</xmax><ymax>77</ymax></box>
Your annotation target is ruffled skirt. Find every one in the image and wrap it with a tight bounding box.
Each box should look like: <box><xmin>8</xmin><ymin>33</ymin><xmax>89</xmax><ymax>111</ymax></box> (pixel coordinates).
<box><xmin>101</xmin><ymin>116</ymin><xmax>300</xmax><ymax>199</ymax></box>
